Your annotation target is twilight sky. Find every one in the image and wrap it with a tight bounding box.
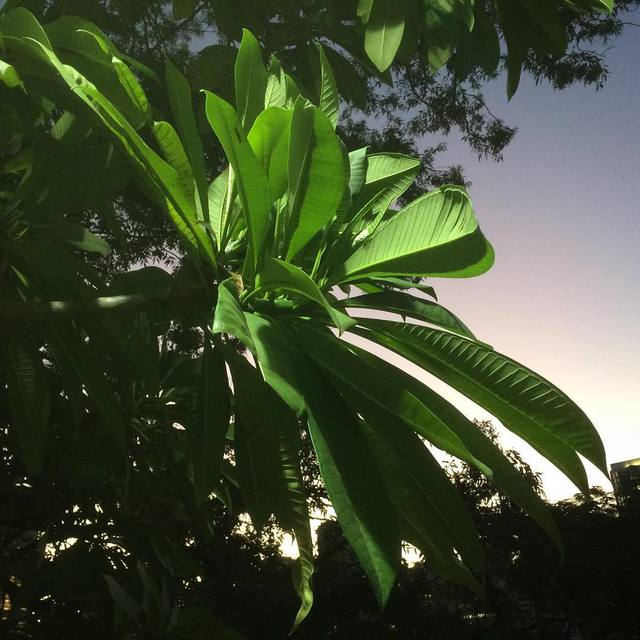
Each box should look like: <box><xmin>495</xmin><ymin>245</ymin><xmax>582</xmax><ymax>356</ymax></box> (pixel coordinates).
<box><xmin>401</xmin><ymin>25</ymin><xmax>640</xmax><ymax>500</ymax></box>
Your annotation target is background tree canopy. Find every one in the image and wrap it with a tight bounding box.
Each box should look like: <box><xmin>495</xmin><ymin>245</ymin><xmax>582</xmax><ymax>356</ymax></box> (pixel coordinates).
<box><xmin>0</xmin><ymin>0</ymin><xmax>637</xmax><ymax>637</ymax></box>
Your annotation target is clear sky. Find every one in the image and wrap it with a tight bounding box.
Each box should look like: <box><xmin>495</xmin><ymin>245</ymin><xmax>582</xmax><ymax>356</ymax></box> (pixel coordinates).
<box><xmin>401</xmin><ymin>26</ymin><xmax>640</xmax><ymax>500</ymax></box>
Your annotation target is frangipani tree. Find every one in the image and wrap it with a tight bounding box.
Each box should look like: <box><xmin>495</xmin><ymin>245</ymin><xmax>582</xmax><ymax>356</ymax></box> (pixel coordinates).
<box><xmin>0</xmin><ymin>7</ymin><xmax>607</xmax><ymax>630</ymax></box>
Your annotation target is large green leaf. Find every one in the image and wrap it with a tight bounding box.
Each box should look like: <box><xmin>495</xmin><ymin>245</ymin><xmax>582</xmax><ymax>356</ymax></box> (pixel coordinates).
<box><xmin>270</xmin><ymin>411</ymin><xmax>314</xmax><ymax>631</ymax></box>
<box><xmin>152</xmin><ymin>121</ymin><xmax>195</xmax><ymax>204</ymax></box>
<box><xmin>255</xmin><ymin>259</ymin><xmax>355</xmax><ymax>334</ymax></box>
<box><xmin>46</xmin><ymin>320</ymin><xmax>126</xmax><ymax>449</ymax></box>
<box><xmin>357</xmin><ymin>319</ymin><xmax>606</xmax><ymax>492</ymax></box>
<box><xmin>354</xmin><ymin>412</ymin><xmax>484</xmax><ymax>579</ymax></box>
<box><xmin>0</xmin><ymin>7</ymin><xmax>52</xmax><ymax>48</ymax></box>
<box><xmin>315</xmin><ymin>43</ymin><xmax>339</xmax><ymax>128</ymax></box>
<box><xmin>353</xmin><ymin>153</ymin><xmax>421</xmax><ymax>216</ymax></box>
<box><xmin>53</xmin><ymin>222</ymin><xmax>111</xmax><ymax>256</ymax></box>
<box><xmin>207</xmin><ymin>167</ymin><xmax>236</xmax><ymax>249</ymax></box>
<box><xmin>234</xmin><ymin>29</ymin><xmax>268</xmax><ymax>130</ymax></box>
<box><xmin>264</xmin><ymin>55</ymin><xmax>287</xmax><ymax>109</ymax></box>
<box><xmin>204</xmin><ymin>92</ymin><xmax>271</xmax><ymax>270</ymax></box>
<box><xmin>289</xmin><ymin>324</ymin><xmax>491</xmax><ymax>475</ymax></box>
<box><xmin>330</xmin><ymin>185</ymin><xmax>494</xmax><ymax>283</ymax></box>
<box><xmin>212</xmin><ymin>278</ymin><xmax>256</xmax><ymax>352</ymax></box>
<box><xmin>364</xmin><ymin>0</ymin><xmax>406</xmax><ymax>72</ymax></box>
<box><xmin>495</xmin><ymin>0</ymin><xmax>528</xmax><ymax>99</ymax></box>
<box><xmin>421</xmin><ymin>0</ymin><xmax>474</xmax><ymax>72</ymax></box>
<box><xmin>342</xmin><ymin>291</ymin><xmax>474</xmax><ymax>338</ymax></box>
<box><xmin>347</xmin><ymin>147</ymin><xmax>369</xmax><ymax>199</ymax></box>
<box><xmin>322</xmin><ymin>45</ymin><xmax>370</xmax><ymax>110</ymax></box>
<box><xmin>45</xmin><ymin>16</ymin><xmax>150</xmax><ymax>128</ymax></box>
<box><xmin>165</xmin><ymin>60</ymin><xmax>208</xmax><ymax>220</ymax></box>
<box><xmin>240</xmin><ymin>314</ymin><xmax>399</xmax><ymax>605</ymax></box>
<box><xmin>285</xmin><ymin>100</ymin><xmax>347</xmax><ymax>261</ymax></box>
<box><xmin>188</xmin><ymin>44</ymin><xmax>236</xmax><ymax>104</ymax></box>
<box><xmin>306</xmin><ymin>381</ymin><xmax>401</xmax><ymax>607</ymax></box>
<box><xmin>337</xmin><ymin>338</ymin><xmax>561</xmax><ymax>551</ymax></box>
<box><xmin>244</xmin><ymin>312</ymin><xmax>310</xmax><ymax>417</ymax></box>
<box><xmin>227</xmin><ymin>350</ymin><xmax>293</xmax><ymax>530</ymax></box>
<box><xmin>0</xmin><ymin>58</ymin><xmax>22</xmax><ymax>87</ymax></box>
<box><xmin>393</xmin><ymin>375</ymin><xmax>563</xmax><ymax>551</ymax></box>
<box><xmin>191</xmin><ymin>340</ymin><xmax>231</xmax><ymax>505</ymax></box>
<box><xmin>247</xmin><ymin>107</ymin><xmax>291</xmax><ymax>200</ymax></box>
<box><xmin>350</xmin><ymin>275</ymin><xmax>437</xmax><ymax>299</ymax></box>
<box><xmin>2</xmin><ymin>332</ymin><xmax>50</xmax><ymax>474</ymax></box>
<box><xmin>516</xmin><ymin>0</ymin><xmax>567</xmax><ymax>54</ymax></box>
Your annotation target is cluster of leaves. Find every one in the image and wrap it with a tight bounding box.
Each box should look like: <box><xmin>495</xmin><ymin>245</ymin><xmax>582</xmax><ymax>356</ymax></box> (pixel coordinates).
<box><xmin>0</xmin><ymin>1</ymin><xmax>617</xmax><ymax>634</ymax></box>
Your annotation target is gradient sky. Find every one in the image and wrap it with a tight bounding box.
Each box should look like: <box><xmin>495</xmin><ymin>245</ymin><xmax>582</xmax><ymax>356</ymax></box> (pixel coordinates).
<box><xmin>393</xmin><ymin>26</ymin><xmax>640</xmax><ymax>500</ymax></box>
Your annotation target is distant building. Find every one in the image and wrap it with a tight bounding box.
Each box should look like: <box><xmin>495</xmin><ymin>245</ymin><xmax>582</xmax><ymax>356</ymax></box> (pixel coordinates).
<box><xmin>610</xmin><ymin>458</ymin><xmax>640</xmax><ymax>508</ymax></box>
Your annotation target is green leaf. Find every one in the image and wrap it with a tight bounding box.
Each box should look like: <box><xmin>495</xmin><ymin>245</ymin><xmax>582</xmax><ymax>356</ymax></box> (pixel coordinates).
<box><xmin>421</xmin><ymin>0</ymin><xmax>473</xmax><ymax>72</ymax></box>
<box><xmin>212</xmin><ymin>278</ymin><xmax>256</xmax><ymax>352</ymax></box>
<box><xmin>204</xmin><ymin>92</ymin><xmax>272</xmax><ymax>270</ymax></box>
<box><xmin>271</xmin><ymin>412</ymin><xmax>314</xmax><ymax>631</ymax></box>
<box><xmin>348</xmin><ymin>152</ymin><xmax>420</xmax><ymax>227</ymax></box>
<box><xmin>457</xmin><ymin>2</ymin><xmax>501</xmax><ymax>76</ymax></box>
<box><xmin>256</xmin><ymin>259</ymin><xmax>355</xmax><ymax>334</ymax></box>
<box><xmin>315</xmin><ymin>43</ymin><xmax>339</xmax><ymax>128</ymax></box>
<box><xmin>347</xmin><ymin>147</ymin><xmax>369</xmax><ymax>199</ymax></box>
<box><xmin>0</xmin><ymin>59</ymin><xmax>22</xmax><ymax>88</ymax></box>
<box><xmin>358</xmin><ymin>0</ymin><xmax>374</xmax><ymax>22</ymax></box>
<box><xmin>516</xmin><ymin>0</ymin><xmax>567</xmax><ymax>55</ymax></box>
<box><xmin>331</xmin><ymin>185</ymin><xmax>494</xmax><ymax>282</ymax></box>
<box><xmin>247</xmin><ymin>107</ymin><xmax>291</xmax><ymax>200</ymax></box>
<box><xmin>337</xmin><ymin>337</ymin><xmax>561</xmax><ymax>554</ymax></box>
<box><xmin>44</xmin><ymin>18</ymin><xmax>149</xmax><ymax>127</ymax></box>
<box><xmin>103</xmin><ymin>575</ymin><xmax>140</xmax><ymax>619</ymax></box>
<box><xmin>349</xmin><ymin>276</ymin><xmax>437</xmax><ymax>299</ymax></box>
<box><xmin>227</xmin><ymin>350</ymin><xmax>292</xmax><ymax>530</ymax></box>
<box><xmin>0</xmin><ymin>7</ymin><xmax>52</xmax><ymax>49</ymax></box>
<box><xmin>54</xmin><ymin>222</ymin><xmax>111</xmax><ymax>256</ymax></box>
<box><xmin>291</xmin><ymin>324</ymin><xmax>491</xmax><ymax>475</ymax></box>
<box><xmin>393</xmin><ymin>379</ymin><xmax>563</xmax><ymax>552</ymax></box>
<box><xmin>322</xmin><ymin>45</ymin><xmax>370</xmax><ymax>110</ymax></box>
<box><xmin>99</xmin><ymin>314</ymin><xmax>160</xmax><ymax>392</ymax></box>
<box><xmin>173</xmin><ymin>0</ymin><xmax>198</xmax><ymax>19</ymax></box>
<box><xmin>152</xmin><ymin>121</ymin><xmax>195</xmax><ymax>205</ymax></box>
<box><xmin>358</xmin><ymin>319</ymin><xmax>606</xmax><ymax>492</ymax></box>
<box><xmin>191</xmin><ymin>340</ymin><xmax>231</xmax><ymax>505</ymax></box>
<box><xmin>495</xmin><ymin>0</ymin><xmax>528</xmax><ymax>99</ymax></box>
<box><xmin>234</xmin><ymin>29</ymin><xmax>268</xmax><ymax>130</ymax></box>
<box><xmin>342</xmin><ymin>290</ymin><xmax>474</xmax><ymax>338</ymax></box>
<box><xmin>285</xmin><ymin>100</ymin><xmax>347</xmax><ymax>261</ymax></box>
<box><xmin>306</xmin><ymin>380</ymin><xmax>401</xmax><ymax>606</ymax></box>
<box><xmin>188</xmin><ymin>44</ymin><xmax>237</xmax><ymax>104</ymax></box>
<box><xmin>244</xmin><ymin>312</ymin><xmax>309</xmax><ymax>417</ymax></box>
<box><xmin>2</xmin><ymin>332</ymin><xmax>49</xmax><ymax>474</ymax></box>
<box><xmin>207</xmin><ymin>167</ymin><xmax>236</xmax><ymax>249</ymax></box>
<box><xmin>46</xmin><ymin>320</ymin><xmax>126</xmax><ymax>449</ymax></box>
<box><xmin>365</xmin><ymin>0</ymin><xmax>406</xmax><ymax>72</ymax></box>
<box><xmin>166</xmin><ymin>60</ymin><xmax>208</xmax><ymax>220</ymax></box>
<box><xmin>239</xmin><ymin>315</ymin><xmax>400</xmax><ymax>605</ymax></box>
<box><xmin>264</xmin><ymin>55</ymin><xmax>287</xmax><ymax>108</ymax></box>
<box><xmin>110</xmin><ymin>53</ymin><xmax>150</xmax><ymax>122</ymax></box>
<box><xmin>355</xmin><ymin>413</ymin><xmax>484</xmax><ymax>576</ymax></box>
